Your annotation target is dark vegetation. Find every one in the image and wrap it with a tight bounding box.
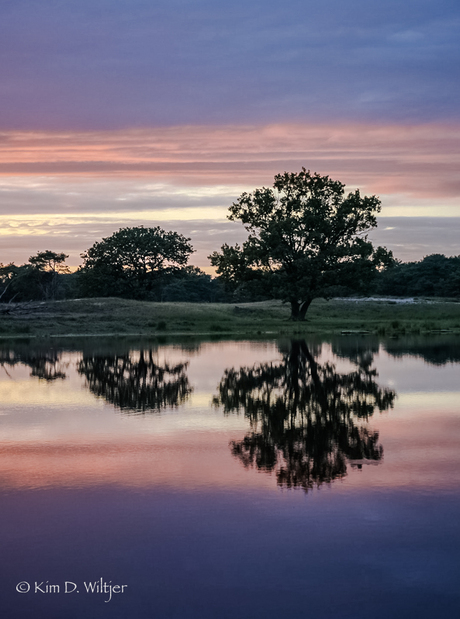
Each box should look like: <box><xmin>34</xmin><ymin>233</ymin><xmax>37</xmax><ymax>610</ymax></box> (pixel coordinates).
<box><xmin>214</xmin><ymin>339</ymin><xmax>395</xmax><ymax>491</ymax></box>
<box><xmin>0</xmin><ymin>238</ymin><xmax>228</xmax><ymax>305</ymax></box>
<box><xmin>79</xmin><ymin>226</ymin><xmax>194</xmax><ymax>300</ymax></box>
<box><xmin>374</xmin><ymin>254</ymin><xmax>460</xmax><ymax>298</ymax></box>
<box><xmin>0</xmin><ymin>337</ymin><xmax>403</xmax><ymax>491</ymax></box>
<box><xmin>0</xmin><ymin>250</ymin><xmax>72</xmax><ymax>303</ymax></box>
<box><xmin>0</xmin><ymin>169</ymin><xmax>459</xmax><ymax>337</ymax></box>
<box><xmin>210</xmin><ymin>169</ymin><xmax>394</xmax><ymax>320</ymax></box>
<box><xmin>2</xmin><ymin>248</ymin><xmax>459</xmax><ymax>307</ymax></box>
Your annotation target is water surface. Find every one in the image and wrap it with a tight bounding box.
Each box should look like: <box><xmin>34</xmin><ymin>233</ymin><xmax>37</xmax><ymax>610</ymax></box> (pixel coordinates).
<box><xmin>1</xmin><ymin>336</ymin><xmax>459</xmax><ymax>618</ymax></box>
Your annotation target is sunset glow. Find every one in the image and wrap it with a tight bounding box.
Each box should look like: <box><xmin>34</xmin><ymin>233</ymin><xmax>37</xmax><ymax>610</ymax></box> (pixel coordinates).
<box><xmin>1</xmin><ymin>3</ymin><xmax>459</xmax><ymax>617</ymax></box>
<box><xmin>1</xmin><ymin>123</ymin><xmax>459</xmax><ymax>267</ymax></box>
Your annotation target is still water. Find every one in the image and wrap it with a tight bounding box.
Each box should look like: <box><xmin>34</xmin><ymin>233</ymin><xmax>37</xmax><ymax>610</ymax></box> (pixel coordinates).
<box><xmin>0</xmin><ymin>336</ymin><xmax>459</xmax><ymax>619</ymax></box>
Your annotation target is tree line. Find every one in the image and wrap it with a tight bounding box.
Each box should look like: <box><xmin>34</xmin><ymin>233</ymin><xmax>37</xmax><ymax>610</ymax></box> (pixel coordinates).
<box><xmin>1</xmin><ymin>170</ymin><xmax>459</xmax><ymax>314</ymax></box>
<box><xmin>374</xmin><ymin>253</ymin><xmax>460</xmax><ymax>298</ymax></box>
<box><xmin>0</xmin><ymin>228</ymin><xmax>229</xmax><ymax>305</ymax></box>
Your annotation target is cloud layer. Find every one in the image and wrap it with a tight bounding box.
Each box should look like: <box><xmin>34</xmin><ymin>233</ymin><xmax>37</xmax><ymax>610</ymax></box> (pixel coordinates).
<box><xmin>1</xmin><ymin>121</ymin><xmax>459</xmax><ymax>267</ymax></box>
<box><xmin>1</xmin><ymin>1</ymin><xmax>459</xmax><ymax>268</ymax></box>
<box><xmin>1</xmin><ymin>0</ymin><xmax>459</xmax><ymax>129</ymax></box>
<box><xmin>1</xmin><ymin>122</ymin><xmax>459</xmax><ymax>197</ymax></box>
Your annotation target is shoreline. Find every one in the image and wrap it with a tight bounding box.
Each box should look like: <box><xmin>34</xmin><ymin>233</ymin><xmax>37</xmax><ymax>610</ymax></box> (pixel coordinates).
<box><xmin>1</xmin><ymin>297</ymin><xmax>460</xmax><ymax>339</ymax></box>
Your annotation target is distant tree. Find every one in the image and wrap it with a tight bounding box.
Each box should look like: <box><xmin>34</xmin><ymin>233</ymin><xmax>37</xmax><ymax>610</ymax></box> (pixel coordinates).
<box><xmin>28</xmin><ymin>250</ymin><xmax>69</xmax><ymax>274</ymax></box>
<box><xmin>210</xmin><ymin>169</ymin><xmax>394</xmax><ymax>320</ymax></box>
<box><xmin>28</xmin><ymin>250</ymin><xmax>70</xmax><ymax>300</ymax></box>
<box><xmin>1</xmin><ymin>252</ymin><xmax>74</xmax><ymax>303</ymax></box>
<box><xmin>0</xmin><ymin>263</ymin><xmax>20</xmax><ymax>302</ymax></box>
<box><xmin>79</xmin><ymin>226</ymin><xmax>194</xmax><ymax>299</ymax></box>
<box><xmin>161</xmin><ymin>266</ymin><xmax>228</xmax><ymax>303</ymax></box>
<box><xmin>375</xmin><ymin>254</ymin><xmax>460</xmax><ymax>298</ymax></box>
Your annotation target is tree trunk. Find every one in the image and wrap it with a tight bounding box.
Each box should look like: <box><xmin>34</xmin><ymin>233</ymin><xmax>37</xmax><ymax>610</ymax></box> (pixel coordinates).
<box><xmin>290</xmin><ymin>298</ymin><xmax>313</xmax><ymax>321</ymax></box>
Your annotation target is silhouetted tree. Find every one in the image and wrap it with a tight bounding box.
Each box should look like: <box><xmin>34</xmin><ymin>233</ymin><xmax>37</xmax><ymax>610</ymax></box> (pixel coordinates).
<box><xmin>209</xmin><ymin>169</ymin><xmax>394</xmax><ymax>320</ymax></box>
<box><xmin>79</xmin><ymin>226</ymin><xmax>194</xmax><ymax>299</ymax></box>
<box><xmin>0</xmin><ymin>251</ymin><xmax>71</xmax><ymax>302</ymax></box>
<box><xmin>28</xmin><ymin>250</ymin><xmax>70</xmax><ymax>300</ymax></box>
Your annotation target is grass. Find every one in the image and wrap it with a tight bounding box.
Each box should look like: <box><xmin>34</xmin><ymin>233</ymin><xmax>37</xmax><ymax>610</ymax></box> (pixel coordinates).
<box><xmin>0</xmin><ymin>296</ymin><xmax>460</xmax><ymax>338</ymax></box>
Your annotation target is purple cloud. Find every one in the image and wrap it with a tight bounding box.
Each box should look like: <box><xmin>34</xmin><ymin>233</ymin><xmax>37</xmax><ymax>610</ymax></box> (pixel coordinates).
<box><xmin>1</xmin><ymin>0</ymin><xmax>459</xmax><ymax>129</ymax></box>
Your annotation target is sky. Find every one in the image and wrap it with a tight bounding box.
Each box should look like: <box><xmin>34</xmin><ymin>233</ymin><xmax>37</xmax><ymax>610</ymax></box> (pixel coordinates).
<box><xmin>1</xmin><ymin>0</ymin><xmax>459</xmax><ymax>269</ymax></box>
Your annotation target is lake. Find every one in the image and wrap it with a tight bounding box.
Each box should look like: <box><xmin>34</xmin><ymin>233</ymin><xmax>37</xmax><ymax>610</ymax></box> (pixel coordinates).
<box><xmin>1</xmin><ymin>336</ymin><xmax>459</xmax><ymax>619</ymax></box>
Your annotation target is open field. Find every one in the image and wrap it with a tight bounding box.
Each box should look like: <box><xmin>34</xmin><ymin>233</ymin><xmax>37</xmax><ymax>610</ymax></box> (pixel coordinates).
<box><xmin>1</xmin><ymin>297</ymin><xmax>460</xmax><ymax>338</ymax></box>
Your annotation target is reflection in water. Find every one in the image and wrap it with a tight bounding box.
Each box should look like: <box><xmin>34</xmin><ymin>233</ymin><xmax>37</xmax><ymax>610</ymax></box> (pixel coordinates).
<box><xmin>0</xmin><ymin>339</ymin><xmax>460</xmax><ymax>618</ymax></box>
<box><xmin>384</xmin><ymin>335</ymin><xmax>460</xmax><ymax>365</ymax></box>
<box><xmin>0</xmin><ymin>348</ymin><xmax>68</xmax><ymax>381</ymax></box>
<box><xmin>77</xmin><ymin>349</ymin><xmax>192</xmax><ymax>412</ymax></box>
<box><xmin>214</xmin><ymin>340</ymin><xmax>396</xmax><ymax>492</ymax></box>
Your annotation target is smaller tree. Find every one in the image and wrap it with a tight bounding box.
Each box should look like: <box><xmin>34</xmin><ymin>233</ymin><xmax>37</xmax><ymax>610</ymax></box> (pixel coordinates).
<box><xmin>79</xmin><ymin>226</ymin><xmax>194</xmax><ymax>299</ymax></box>
<box><xmin>28</xmin><ymin>250</ymin><xmax>70</xmax><ymax>300</ymax></box>
<box><xmin>1</xmin><ymin>252</ymin><xmax>70</xmax><ymax>302</ymax></box>
<box><xmin>28</xmin><ymin>251</ymin><xmax>69</xmax><ymax>274</ymax></box>
<box><xmin>210</xmin><ymin>169</ymin><xmax>394</xmax><ymax>320</ymax></box>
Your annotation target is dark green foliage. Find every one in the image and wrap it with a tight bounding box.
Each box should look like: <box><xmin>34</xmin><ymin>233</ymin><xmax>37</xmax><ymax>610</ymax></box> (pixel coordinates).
<box><xmin>78</xmin><ymin>226</ymin><xmax>194</xmax><ymax>299</ymax></box>
<box><xmin>209</xmin><ymin>169</ymin><xmax>393</xmax><ymax>320</ymax></box>
<box><xmin>376</xmin><ymin>254</ymin><xmax>460</xmax><ymax>297</ymax></box>
<box><xmin>0</xmin><ymin>251</ymin><xmax>71</xmax><ymax>302</ymax></box>
<box><xmin>161</xmin><ymin>266</ymin><xmax>228</xmax><ymax>303</ymax></box>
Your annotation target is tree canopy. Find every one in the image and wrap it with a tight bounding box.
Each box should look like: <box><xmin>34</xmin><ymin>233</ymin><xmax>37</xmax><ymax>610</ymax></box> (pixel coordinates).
<box><xmin>375</xmin><ymin>253</ymin><xmax>460</xmax><ymax>298</ymax></box>
<box><xmin>79</xmin><ymin>226</ymin><xmax>194</xmax><ymax>299</ymax></box>
<box><xmin>28</xmin><ymin>250</ymin><xmax>69</xmax><ymax>274</ymax></box>
<box><xmin>209</xmin><ymin>169</ymin><xmax>394</xmax><ymax>319</ymax></box>
<box><xmin>0</xmin><ymin>251</ymin><xmax>71</xmax><ymax>302</ymax></box>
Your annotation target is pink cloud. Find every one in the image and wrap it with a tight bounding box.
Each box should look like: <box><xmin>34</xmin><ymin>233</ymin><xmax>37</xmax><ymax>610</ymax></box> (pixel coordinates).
<box><xmin>1</xmin><ymin>122</ymin><xmax>459</xmax><ymax>198</ymax></box>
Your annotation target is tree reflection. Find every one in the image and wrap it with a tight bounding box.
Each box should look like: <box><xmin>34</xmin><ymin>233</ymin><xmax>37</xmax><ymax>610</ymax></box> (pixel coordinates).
<box><xmin>0</xmin><ymin>348</ymin><xmax>68</xmax><ymax>380</ymax></box>
<box><xmin>214</xmin><ymin>340</ymin><xmax>395</xmax><ymax>492</ymax></box>
<box><xmin>77</xmin><ymin>349</ymin><xmax>192</xmax><ymax>412</ymax></box>
<box><xmin>384</xmin><ymin>335</ymin><xmax>460</xmax><ymax>365</ymax></box>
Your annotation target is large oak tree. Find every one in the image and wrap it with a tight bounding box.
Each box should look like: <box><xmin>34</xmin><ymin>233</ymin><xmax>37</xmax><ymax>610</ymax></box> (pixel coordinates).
<box><xmin>210</xmin><ymin>169</ymin><xmax>393</xmax><ymax>320</ymax></box>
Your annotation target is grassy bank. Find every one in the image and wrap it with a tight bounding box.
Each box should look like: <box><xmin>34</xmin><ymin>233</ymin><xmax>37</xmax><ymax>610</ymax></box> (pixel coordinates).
<box><xmin>1</xmin><ymin>297</ymin><xmax>460</xmax><ymax>339</ymax></box>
